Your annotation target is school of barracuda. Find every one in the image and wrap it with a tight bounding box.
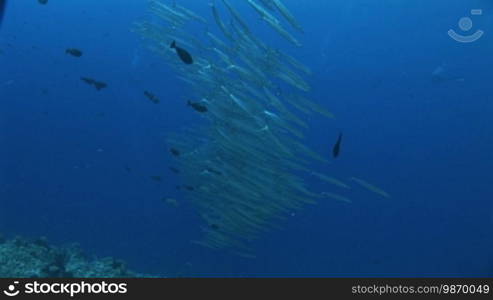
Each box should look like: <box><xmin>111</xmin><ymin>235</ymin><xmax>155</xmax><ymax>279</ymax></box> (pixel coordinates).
<box><xmin>133</xmin><ymin>0</ymin><xmax>386</xmax><ymax>255</ymax></box>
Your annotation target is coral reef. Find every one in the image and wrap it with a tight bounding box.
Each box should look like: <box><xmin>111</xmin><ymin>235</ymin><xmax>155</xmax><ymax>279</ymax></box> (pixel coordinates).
<box><xmin>0</xmin><ymin>234</ymin><xmax>147</xmax><ymax>278</ymax></box>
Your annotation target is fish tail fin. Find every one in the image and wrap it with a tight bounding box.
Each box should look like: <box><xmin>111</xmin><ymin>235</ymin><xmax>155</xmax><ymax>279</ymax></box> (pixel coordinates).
<box><xmin>170</xmin><ymin>40</ymin><xmax>176</xmax><ymax>49</ymax></box>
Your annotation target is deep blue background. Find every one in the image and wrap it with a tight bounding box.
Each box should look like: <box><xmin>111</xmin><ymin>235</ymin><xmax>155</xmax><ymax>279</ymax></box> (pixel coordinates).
<box><xmin>0</xmin><ymin>0</ymin><xmax>492</xmax><ymax>277</ymax></box>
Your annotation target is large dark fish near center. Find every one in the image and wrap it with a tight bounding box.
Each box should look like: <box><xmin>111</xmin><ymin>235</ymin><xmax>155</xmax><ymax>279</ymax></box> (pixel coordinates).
<box><xmin>170</xmin><ymin>41</ymin><xmax>193</xmax><ymax>64</ymax></box>
<box><xmin>187</xmin><ymin>100</ymin><xmax>207</xmax><ymax>113</ymax></box>
<box><xmin>0</xmin><ymin>0</ymin><xmax>7</xmax><ymax>27</ymax></box>
<box><xmin>332</xmin><ymin>132</ymin><xmax>343</xmax><ymax>158</ymax></box>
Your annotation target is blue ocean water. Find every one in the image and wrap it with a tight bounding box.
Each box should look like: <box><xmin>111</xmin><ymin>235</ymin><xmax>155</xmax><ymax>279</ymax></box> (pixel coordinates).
<box><xmin>0</xmin><ymin>0</ymin><xmax>491</xmax><ymax>277</ymax></box>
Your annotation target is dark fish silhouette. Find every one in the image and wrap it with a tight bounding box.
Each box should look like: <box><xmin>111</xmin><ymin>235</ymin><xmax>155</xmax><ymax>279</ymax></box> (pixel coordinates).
<box><xmin>170</xmin><ymin>41</ymin><xmax>193</xmax><ymax>64</ymax></box>
<box><xmin>332</xmin><ymin>132</ymin><xmax>342</xmax><ymax>158</ymax></box>
<box><xmin>80</xmin><ymin>77</ymin><xmax>107</xmax><ymax>91</ymax></box>
<box><xmin>0</xmin><ymin>0</ymin><xmax>6</xmax><ymax>27</ymax></box>
<box><xmin>170</xmin><ymin>148</ymin><xmax>180</xmax><ymax>156</ymax></box>
<box><xmin>66</xmin><ymin>48</ymin><xmax>83</xmax><ymax>57</ymax></box>
<box><xmin>38</xmin><ymin>0</ymin><xmax>48</xmax><ymax>4</ymax></box>
<box><xmin>187</xmin><ymin>100</ymin><xmax>207</xmax><ymax>113</ymax></box>
<box><xmin>144</xmin><ymin>91</ymin><xmax>159</xmax><ymax>104</ymax></box>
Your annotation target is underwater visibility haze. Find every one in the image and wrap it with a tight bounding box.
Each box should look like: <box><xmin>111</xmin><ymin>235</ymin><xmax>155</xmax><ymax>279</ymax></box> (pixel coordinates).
<box><xmin>0</xmin><ymin>0</ymin><xmax>492</xmax><ymax>277</ymax></box>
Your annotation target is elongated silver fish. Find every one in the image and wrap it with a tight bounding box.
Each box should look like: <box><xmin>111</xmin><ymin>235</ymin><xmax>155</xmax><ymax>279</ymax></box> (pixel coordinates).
<box><xmin>271</xmin><ymin>0</ymin><xmax>303</xmax><ymax>32</ymax></box>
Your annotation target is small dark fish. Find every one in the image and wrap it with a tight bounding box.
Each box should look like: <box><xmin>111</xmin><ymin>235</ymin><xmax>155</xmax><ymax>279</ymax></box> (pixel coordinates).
<box><xmin>124</xmin><ymin>166</ymin><xmax>131</xmax><ymax>173</ymax></box>
<box><xmin>150</xmin><ymin>176</ymin><xmax>162</xmax><ymax>182</ymax></box>
<box><xmin>187</xmin><ymin>100</ymin><xmax>207</xmax><ymax>113</ymax></box>
<box><xmin>169</xmin><ymin>167</ymin><xmax>180</xmax><ymax>174</ymax></box>
<box><xmin>183</xmin><ymin>185</ymin><xmax>195</xmax><ymax>191</ymax></box>
<box><xmin>332</xmin><ymin>132</ymin><xmax>343</xmax><ymax>158</ymax></box>
<box><xmin>170</xmin><ymin>148</ymin><xmax>180</xmax><ymax>156</ymax></box>
<box><xmin>38</xmin><ymin>0</ymin><xmax>48</xmax><ymax>4</ymax></box>
<box><xmin>170</xmin><ymin>41</ymin><xmax>193</xmax><ymax>64</ymax></box>
<box><xmin>80</xmin><ymin>77</ymin><xmax>107</xmax><ymax>91</ymax></box>
<box><xmin>210</xmin><ymin>224</ymin><xmax>220</xmax><ymax>230</ymax></box>
<box><xmin>93</xmin><ymin>81</ymin><xmax>107</xmax><ymax>91</ymax></box>
<box><xmin>81</xmin><ymin>77</ymin><xmax>94</xmax><ymax>85</ymax></box>
<box><xmin>144</xmin><ymin>90</ymin><xmax>159</xmax><ymax>104</ymax></box>
<box><xmin>66</xmin><ymin>48</ymin><xmax>83</xmax><ymax>57</ymax></box>
<box><xmin>0</xmin><ymin>0</ymin><xmax>7</xmax><ymax>27</ymax></box>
